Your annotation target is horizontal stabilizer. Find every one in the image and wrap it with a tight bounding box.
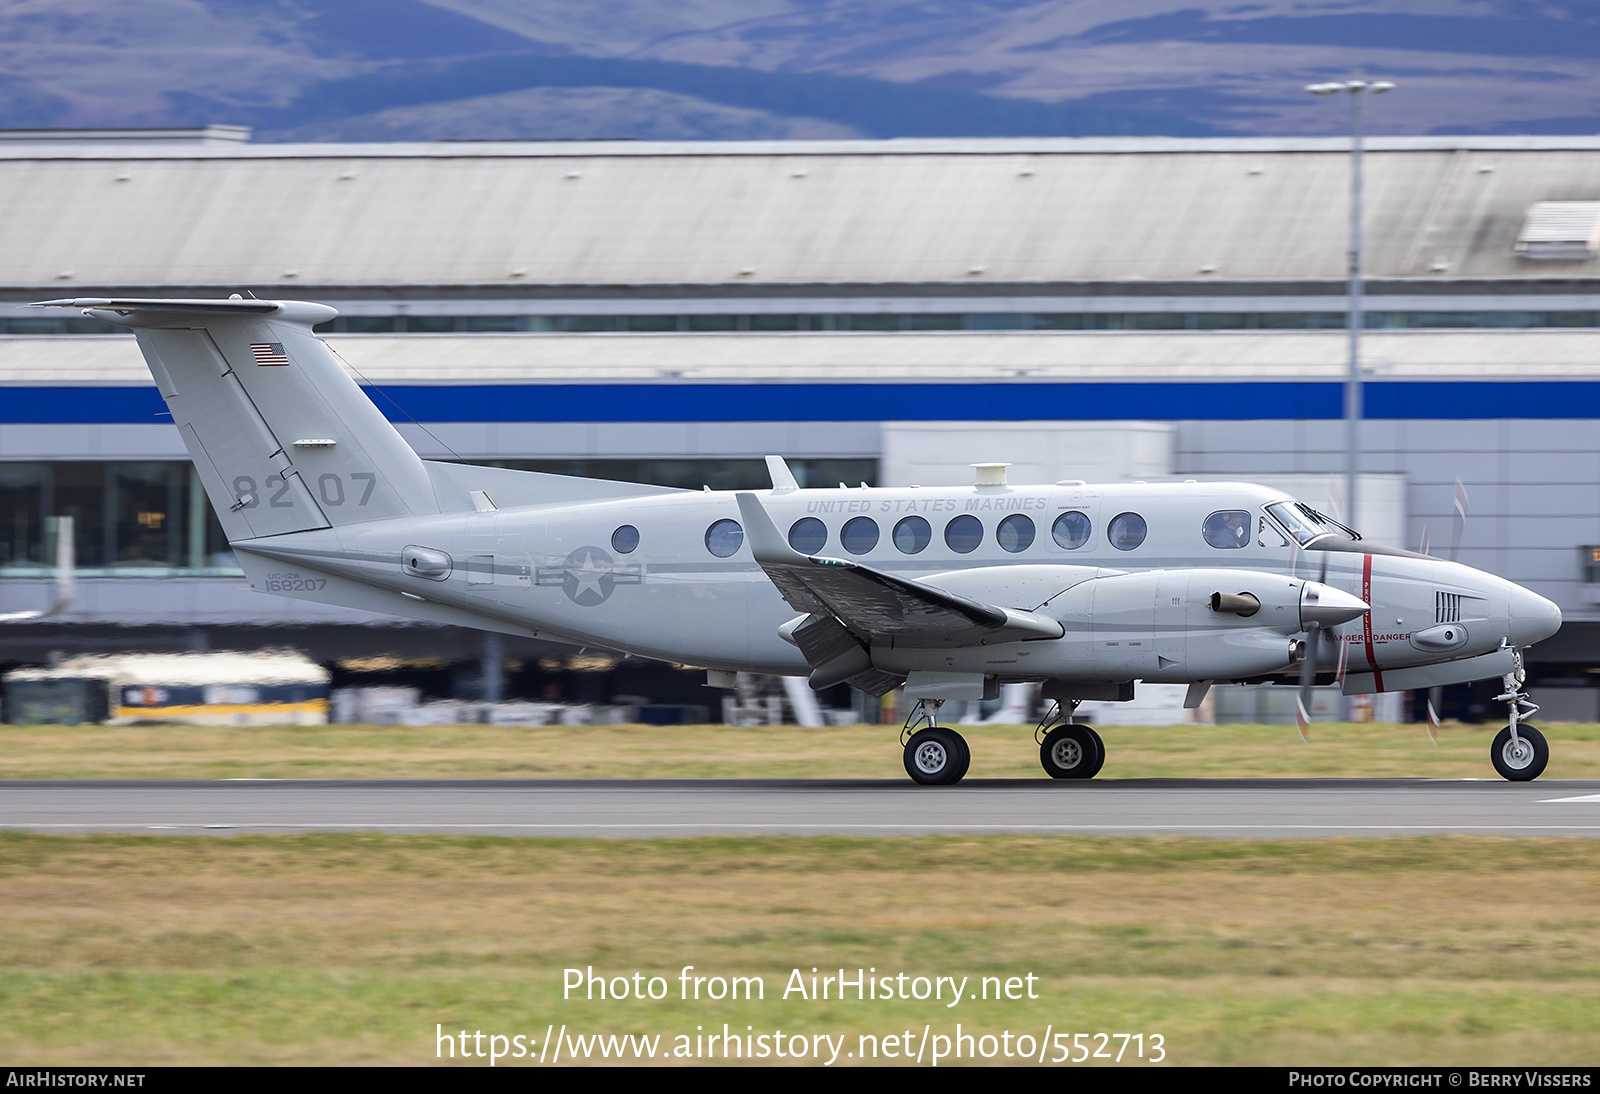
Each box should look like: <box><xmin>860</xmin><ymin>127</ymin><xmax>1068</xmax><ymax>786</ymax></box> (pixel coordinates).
<box><xmin>33</xmin><ymin>297</ymin><xmax>289</xmax><ymax>323</ymax></box>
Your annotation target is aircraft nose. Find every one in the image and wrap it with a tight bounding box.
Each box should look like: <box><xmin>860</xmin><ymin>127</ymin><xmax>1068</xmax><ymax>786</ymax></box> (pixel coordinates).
<box><xmin>1508</xmin><ymin>583</ymin><xmax>1562</xmax><ymax>646</ymax></box>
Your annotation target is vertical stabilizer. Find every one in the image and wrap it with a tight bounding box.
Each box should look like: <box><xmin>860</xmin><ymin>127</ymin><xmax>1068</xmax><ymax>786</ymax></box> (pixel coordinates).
<box><xmin>34</xmin><ymin>298</ymin><xmax>440</xmax><ymax>542</ymax></box>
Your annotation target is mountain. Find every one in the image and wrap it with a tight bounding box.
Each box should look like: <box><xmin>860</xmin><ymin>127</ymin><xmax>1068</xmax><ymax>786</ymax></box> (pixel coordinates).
<box><xmin>1</xmin><ymin>1</ymin><xmax>1597</xmax><ymax>140</ymax></box>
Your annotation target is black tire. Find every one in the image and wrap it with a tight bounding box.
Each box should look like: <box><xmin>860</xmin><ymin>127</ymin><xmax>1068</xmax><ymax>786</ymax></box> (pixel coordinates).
<box><xmin>950</xmin><ymin>731</ymin><xmax>972</xmax><ymax>783</ymax></box>
<box><xmin>1040</xmin><ymin>724</ymin><xmax>1103</xmax><ymax>780</ymax></box>
<box><xmin>1082</xmin><ymin>725</ymin><xmax>1107</xmax><ymax>779</ymax></box>
<box><xmin>904</xmin><ymin>727</ymin><xmax>968</xmax><ymax>786</ymax></box>
<box><xmin>1491</xmin><ymin>724</ymin><xmax>1548</xmax><ymax>782</ymax></box>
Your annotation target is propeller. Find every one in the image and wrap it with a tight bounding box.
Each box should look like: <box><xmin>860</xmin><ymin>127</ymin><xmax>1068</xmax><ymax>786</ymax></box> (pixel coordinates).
<box><xmin>1295</xmin><ymin>547</ymin><xmax>1348</xmax><ymax>742</ymax></box>
<box><xmin>1449</xmin><ymin>478</ymin><xmax>1469</xmax><ymax>563</ymax></box>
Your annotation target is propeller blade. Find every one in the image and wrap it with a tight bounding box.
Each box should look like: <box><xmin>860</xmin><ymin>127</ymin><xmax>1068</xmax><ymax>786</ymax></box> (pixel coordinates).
<box><xmin>1450</xmin><ymin>478</ymin><xmax>1469</xmax><ymax>563</ymax></box>
<box><xmin>1426</xmin><ymin>699</ymin><xmax>1441</xmax><ymax>747</ymax></box>
<box><xmin>1297</xmin><ymin>618</ymin><xmax>1322</xmax><ymax>741</ymax></box>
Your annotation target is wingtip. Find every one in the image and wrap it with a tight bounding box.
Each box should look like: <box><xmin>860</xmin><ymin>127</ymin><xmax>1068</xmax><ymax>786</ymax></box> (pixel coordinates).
<box><xmin>735</xmin><ymin>491</ymin><xmax>804</xmax><ymax>564</ymax></box>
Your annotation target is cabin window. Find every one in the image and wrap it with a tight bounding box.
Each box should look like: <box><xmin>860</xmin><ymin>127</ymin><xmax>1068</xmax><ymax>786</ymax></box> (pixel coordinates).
<box><xmin>1202</xmin><ymin>510</ymin><xmax>1252</xmax><ymax>549</ymax></box>
<box><xmin>1051</xmin><ymin>511</ymin><xmax>1090</xmax><ymax>549</ymax></box>
<box><xmin>611</xmin><ymin>525</ymin><xmax>640</xmax><ymax>553</ymax></box>
<box><xmin>840</xmin><ymin>516</ymin><xmax>879</xmax><ymax>554</ymax></box>
<box><xmin>944</xmin><ymin>514</ymin><xmax>983</xmax><ymax>553</ymax></box>
<box><xmin>705</xmin><ymin>519</ymin><xmax>744</xmax><ymax>557</ymax></box>
<box><xmin>788</xmin><ymin>517</ymin><xmax>826</xmax><ymax>554</ymax></box>
<box><xmin>997</xmin><ymin>514</ymin><xmax>1035</xmax><ymax>553</ymax></box>
<box><xmin>893</xmin><ymin>516</ymin><xmax>931</xmax><ymax>554</ymax></box>
<box><xmin>1107</xmin><ymin>512</ymin><xmax>1147</xmax><ymax>551</ymax></box>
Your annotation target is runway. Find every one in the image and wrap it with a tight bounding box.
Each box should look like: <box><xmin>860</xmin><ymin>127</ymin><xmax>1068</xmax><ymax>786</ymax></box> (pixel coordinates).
<box><xmin>3</xmin><ymin>778</ymin><xmax>1600</xmax><ymax>837</ymax></box>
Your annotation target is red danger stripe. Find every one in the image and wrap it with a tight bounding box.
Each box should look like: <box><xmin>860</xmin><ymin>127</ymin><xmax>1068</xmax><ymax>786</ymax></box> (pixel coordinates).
<box><xmin>1362</xmin><ymin>552</ymin><xmax>1384</xmax><ymax>692</ymax></box>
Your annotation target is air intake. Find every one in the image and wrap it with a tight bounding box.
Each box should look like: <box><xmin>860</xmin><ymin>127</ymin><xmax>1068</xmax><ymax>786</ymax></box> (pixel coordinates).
<box><xmin>1436</xmin><ymin>591</ymin><xmax>1462</xmax><ymax>624</ymax></box>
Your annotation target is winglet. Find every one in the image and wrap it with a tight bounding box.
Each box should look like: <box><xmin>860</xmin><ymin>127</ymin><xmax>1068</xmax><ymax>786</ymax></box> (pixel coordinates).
<box><xmin>765</xmin><ymin>455</ymin><xmax>800</xmax><ymax>492</ymax></box>
<box><xmin>735</xmin><ymin>492</ymin><xmax>806</xmax><ymax>564</ymax></box>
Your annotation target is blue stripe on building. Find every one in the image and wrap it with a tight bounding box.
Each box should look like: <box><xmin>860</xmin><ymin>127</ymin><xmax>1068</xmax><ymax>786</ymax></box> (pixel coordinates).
<box><xmin>7</xmin><ymin>381</ymin><xmax>1600</xmax><ymax>423</ymax></box>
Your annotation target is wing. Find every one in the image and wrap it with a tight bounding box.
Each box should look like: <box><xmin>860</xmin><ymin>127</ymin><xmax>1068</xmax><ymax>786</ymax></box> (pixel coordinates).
<box><xmin>735</xmin><ymin>493</ymin><xmax>1063</xmax><ymax>651</ymax></box>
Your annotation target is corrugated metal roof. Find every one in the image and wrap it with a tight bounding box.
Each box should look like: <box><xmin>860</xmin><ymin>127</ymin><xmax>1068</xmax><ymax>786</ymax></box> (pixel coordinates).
<box><xmin>5</xmin><ymin>138</ymin><xmax>1600</xmax><ymax>287</ymax></box>
<box><xmin>7</xmin><ymin>328</ymin><xmax>1600</xmax><ymax>385</ymax></box>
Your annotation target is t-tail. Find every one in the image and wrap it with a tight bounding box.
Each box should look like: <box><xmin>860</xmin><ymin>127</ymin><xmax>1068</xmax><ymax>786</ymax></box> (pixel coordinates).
<box><xmin>33</xmin><ymin>297</ymin><xmax>443</xmax><ymax>540</ymax></box>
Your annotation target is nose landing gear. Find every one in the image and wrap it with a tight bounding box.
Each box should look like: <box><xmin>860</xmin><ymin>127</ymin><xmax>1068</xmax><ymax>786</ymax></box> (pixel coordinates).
<box><xmin>1492</xmin><ymin>658</ymin><xmax>1549</xmax><ymax>782</ymax></box>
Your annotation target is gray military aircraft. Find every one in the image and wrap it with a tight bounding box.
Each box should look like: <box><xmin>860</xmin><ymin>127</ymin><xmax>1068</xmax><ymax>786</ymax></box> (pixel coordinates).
<box><xmin>34</xmin><ymin>297</ymin><xmax>1564</xmax><ymax>785</ymax></box>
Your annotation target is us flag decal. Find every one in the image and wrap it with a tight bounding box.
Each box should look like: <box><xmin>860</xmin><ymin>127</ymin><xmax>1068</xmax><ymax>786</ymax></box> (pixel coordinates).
<box><xmin>250</xmin><ymin>342</ymin><xmax>290</xmax><ymax>366</ymax></box>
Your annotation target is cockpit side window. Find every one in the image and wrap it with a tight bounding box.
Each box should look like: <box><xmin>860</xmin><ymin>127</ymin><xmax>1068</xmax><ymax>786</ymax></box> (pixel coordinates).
<box><xmin>1263</xmin><ymin>501</ymin><xmax>1361</xmax><ymax>545</ymax></box>
<box><xmin>1203</xmin><ymin>510</ymin><xmax>1252</xmax><ymax>549</ymax></box>
<box><xmin>1259</xmin><ymin>515</ymin><xmax>1289</xmax><ymax>548</ymax></box>
<box><xmin>1265</xmin><ymin>501</ymin><xmax>1326</xmax><ymax>546</ymax></box>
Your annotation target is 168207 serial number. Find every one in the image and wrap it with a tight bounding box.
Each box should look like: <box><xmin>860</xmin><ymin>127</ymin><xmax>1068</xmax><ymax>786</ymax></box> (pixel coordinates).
<box><xmin>262</xmin><ymin>573</ymin><xmax>328</xmax><ymax>592</ymax></box>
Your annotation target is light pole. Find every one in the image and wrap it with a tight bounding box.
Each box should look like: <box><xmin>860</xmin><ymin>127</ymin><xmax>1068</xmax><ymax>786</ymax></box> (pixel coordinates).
<box><xmin>1306</xmin><ymin>76</ymin><xmax>1393</xmax><ymax>537</ymax></box>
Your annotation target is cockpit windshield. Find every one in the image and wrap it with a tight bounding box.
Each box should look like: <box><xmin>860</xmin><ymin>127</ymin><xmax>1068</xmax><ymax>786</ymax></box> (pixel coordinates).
<box><xmin>1265</xmin><ymin>501</ymin><xmax>1360</xmax><ymax>546</ymax></box>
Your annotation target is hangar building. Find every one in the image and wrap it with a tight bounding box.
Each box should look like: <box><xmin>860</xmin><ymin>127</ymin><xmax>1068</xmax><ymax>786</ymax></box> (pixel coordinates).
<box><xmin>4</xmin><ymin>128</ymin><xmax>1600</xmax><ymax>717</ymax></box>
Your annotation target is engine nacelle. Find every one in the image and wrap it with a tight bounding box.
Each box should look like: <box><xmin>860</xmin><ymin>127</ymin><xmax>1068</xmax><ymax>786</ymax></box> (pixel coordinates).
<box><xmin>871</xmin><ymin>567</ymin><xmax>1359</xmax><ymax>685</ymax></box>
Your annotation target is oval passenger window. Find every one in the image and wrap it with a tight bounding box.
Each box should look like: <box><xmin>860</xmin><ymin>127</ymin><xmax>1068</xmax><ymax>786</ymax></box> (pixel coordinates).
<box><xmin>788</xmin><ymin>517</ymin><xmax>826</xmax><ymax>554</ymax></box>
<box><xmin>840</xmin><ymin>516</ymin><xmax>879</xmax><ymax>554</ymax></box>
<box><xmin>1107</xmin><ymin>512</ymin><xmax>1147</xmax><ymax>551</ymax></box>
<box><xmin>944</xmin><ymin>514</ymin><xmax>983</xmax><ymax>553</ymax></box>
<box><xmin>893</xmin><ymin>516</ymin><xmax>931</xmax><ymax>554</ymax></box>
<box><xmin>705</xmin><ymin>519</ymin><xmax>744</xmax><ymax>557</ymax></box>
<box><xmin>997</xmin><ymin>514</ymin><xmax>1035</xmax><ymax>553</ymax></box>
<box><xmin>1052</xmin><ymin>511</ymin><xmax>1090</xmax><ymax>549</ymax></box>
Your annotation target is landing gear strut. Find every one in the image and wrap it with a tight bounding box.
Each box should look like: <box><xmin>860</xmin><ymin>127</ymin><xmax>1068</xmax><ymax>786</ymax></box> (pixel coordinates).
<box><xmin>1035</xmin><ymin>700</ymin><xmax>1105</xmax><ymax>780</ymax></box>
<box><xmin>901</xmin><ymin>700</ymin><xmax>971</xmax><ymax>786</ymax></box>
<box><xmin>1492</xmin><ymin>655</ymin><xmax>1548</xmax><ymax>781</ymax></box>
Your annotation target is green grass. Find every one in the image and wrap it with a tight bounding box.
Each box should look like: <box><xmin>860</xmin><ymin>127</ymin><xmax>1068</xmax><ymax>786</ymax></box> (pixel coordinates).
<box><xmin>0</xmin><ymin>834</ymin><xmax>1598</xmax><ymax>1065</ymax></box>
<box><xmin>4</xmin><ymin>720</ymin><xmax>1600</xmax><ymax>780</ymax></box>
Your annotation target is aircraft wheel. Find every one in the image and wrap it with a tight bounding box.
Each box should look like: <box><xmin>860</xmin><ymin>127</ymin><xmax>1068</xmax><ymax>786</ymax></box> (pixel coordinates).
<box><xmin>1040</xmin><ymin>724</ymin><xmax>1103</xmax><ymax>780</ymax></box>
<box><xmin>1491</xmin><ymin>724</ymin><xmax>1548</xmax><ymax>782</ymax></box>
<box><xmin>904</xmin><ymin>727</ymin><xmax>969</xmax><ymax>786</ymax></box>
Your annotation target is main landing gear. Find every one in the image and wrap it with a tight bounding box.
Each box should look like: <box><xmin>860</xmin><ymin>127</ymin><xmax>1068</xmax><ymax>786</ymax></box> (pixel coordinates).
<box><xmin>1035</xmin><ymin>701</ymin><xmax>1105</xmax><ymax>780</ymax></box>
<box><xmin>901</xmin><ymin>700</ymin><xmax>971</xmax><ymax>786</ymax></box>
<box><xmin>897</xmin><ymin>697</ymin><xmax>1109</xmax><ymax>786</ymax></box>
<box><xmin>1491</xmin><ymin>660</ymin><xmax>1548</xmax><ymax>782</ymax></box>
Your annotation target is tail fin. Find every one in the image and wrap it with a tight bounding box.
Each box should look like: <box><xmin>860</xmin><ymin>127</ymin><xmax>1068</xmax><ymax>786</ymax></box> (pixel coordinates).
<box><xmin>34</xmin><ymin>298</ymin><xmax>439</xmax><ymax>542</ymax></box>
